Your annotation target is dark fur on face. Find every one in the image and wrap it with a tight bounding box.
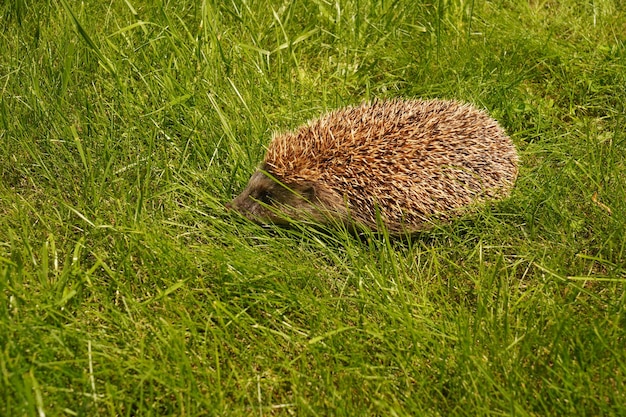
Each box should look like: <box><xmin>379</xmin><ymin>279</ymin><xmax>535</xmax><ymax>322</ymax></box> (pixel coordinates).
<box><xmin>227</xmin><ymin>164</ymin><xmax>338</xmax><ymax>226</ymax></box>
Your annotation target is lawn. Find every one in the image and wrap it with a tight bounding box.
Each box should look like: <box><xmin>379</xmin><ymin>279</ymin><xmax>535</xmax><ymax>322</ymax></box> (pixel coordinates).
<box><xmin>1</xmin><ymin>0</ymin><xmax>625</xmax><ymax>415</ymax></box>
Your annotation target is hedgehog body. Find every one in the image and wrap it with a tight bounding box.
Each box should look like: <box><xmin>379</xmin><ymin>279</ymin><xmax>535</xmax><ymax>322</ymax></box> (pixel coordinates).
<box><xmin>229</xmin><ymin>98</ymin><xmax>519</xmax><ymax>234</ymax></box>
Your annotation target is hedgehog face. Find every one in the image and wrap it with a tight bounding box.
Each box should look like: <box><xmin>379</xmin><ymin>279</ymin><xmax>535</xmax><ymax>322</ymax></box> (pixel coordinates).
<box><xmin>228</xmin><ymin>169</ymin><xmax>322</xmax><ymax>226</ymax></box>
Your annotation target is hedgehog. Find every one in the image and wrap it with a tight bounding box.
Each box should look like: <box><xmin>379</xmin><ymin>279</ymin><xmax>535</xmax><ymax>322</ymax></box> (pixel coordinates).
<box><xmin>228</xmin><ymin>98</ymin><xmax>519</xmax><ymax>234</ymax></box>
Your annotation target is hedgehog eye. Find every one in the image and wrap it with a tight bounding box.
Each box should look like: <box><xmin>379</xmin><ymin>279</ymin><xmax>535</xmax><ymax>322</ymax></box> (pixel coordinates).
<box><xmin>255</xmin><ymin>189</ymin><xmax>273</xmax><ymax>204</ymax></box>
<box><xmin>302</xmin><ymin>186</ymin><xmax>315</xmax><ymax>200</ymax></box>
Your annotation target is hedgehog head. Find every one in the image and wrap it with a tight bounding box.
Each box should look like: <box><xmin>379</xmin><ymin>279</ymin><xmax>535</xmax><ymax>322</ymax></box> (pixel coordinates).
<box><xmin>228</xmin><ymin>163</ymin><xmax>346</xmax><ymax>227</ymax></box>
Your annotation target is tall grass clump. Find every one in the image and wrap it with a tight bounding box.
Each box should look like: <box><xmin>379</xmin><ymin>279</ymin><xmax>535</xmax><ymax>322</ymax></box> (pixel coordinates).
<box><xmin>1</xmin><ymin>0</ymin><xmax>624</xmax><ymax>415</ymax></box>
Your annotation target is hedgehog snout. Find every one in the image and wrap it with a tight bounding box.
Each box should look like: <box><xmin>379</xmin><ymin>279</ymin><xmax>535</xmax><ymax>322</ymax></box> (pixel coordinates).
<box><xmin>228</xmin><ymin>188</ymin><xmax>261</xmax><ymax>218</ymax></box>
<box><xmin>228</xmin><ymin>171</ymin><xmax>282</xmax><ymax>224</ymax></box>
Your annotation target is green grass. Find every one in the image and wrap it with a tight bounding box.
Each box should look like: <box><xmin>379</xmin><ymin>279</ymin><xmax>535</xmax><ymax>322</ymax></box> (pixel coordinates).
<box><xmin>1</xmin><ymin>0</ymin><xmax>625</xmax><ymax>415</ymax></box>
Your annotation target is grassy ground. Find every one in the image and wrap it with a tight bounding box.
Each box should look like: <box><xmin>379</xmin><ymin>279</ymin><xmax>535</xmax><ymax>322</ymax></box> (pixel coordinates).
<box><xmin>1</xmin><ymin>0</ymin><xmax>625</xmax><ymax>415</ymax></box>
